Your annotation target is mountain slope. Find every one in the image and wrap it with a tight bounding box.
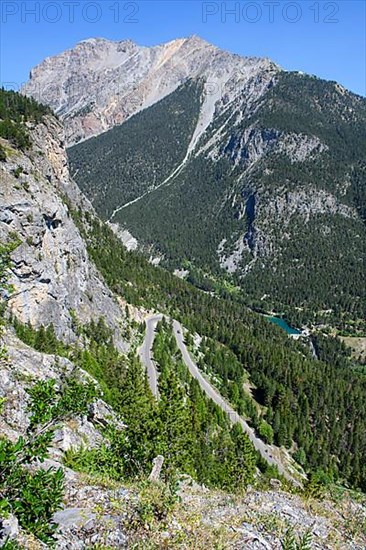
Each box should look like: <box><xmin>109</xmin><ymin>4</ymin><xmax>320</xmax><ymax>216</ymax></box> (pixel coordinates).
<box><xmin>67</xmin><ymin>67</ymin><xmax>366</xmax><ymax>329</ymax></box>
<box><xmin>69</xmin><ymin>79</ymin><xmax>204</xmax><ymax>218</ymax></box>
<box><xmin>73</xmin><ymin>209</ymin><xmax>366</xmax><ymax>492</ymax></box>
<box><xmin>16</xmin><ymin>39</ymin><xmax>366</xmax><ymax>486</ymax></box>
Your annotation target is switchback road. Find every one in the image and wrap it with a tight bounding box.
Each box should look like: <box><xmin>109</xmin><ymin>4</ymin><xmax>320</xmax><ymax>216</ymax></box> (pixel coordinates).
<box><xmin>139</xmin><ymin>314</ymin><xmax>302</xmax><ymax>486</ymax></box>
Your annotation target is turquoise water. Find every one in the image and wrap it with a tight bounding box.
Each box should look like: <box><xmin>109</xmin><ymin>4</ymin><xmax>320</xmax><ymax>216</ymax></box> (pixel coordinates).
<box><xmin>267</xmin><ymin>316</ymin><xmax>302</xmax><ymax>335</ymax></box>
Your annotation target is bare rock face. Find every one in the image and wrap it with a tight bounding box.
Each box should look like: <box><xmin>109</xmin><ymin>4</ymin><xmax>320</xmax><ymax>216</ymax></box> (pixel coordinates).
<box><xmin>0</xmin><ymin>514</ymin><xmax>19</xmax><ymax>546</ymax></box>
<box><xmin>22</xmin><ymin>36</ymin><xmax>279</xmax><ymax>145</ymax></box>
<box><xmin>0</xmin><ymin>329</ymin><xmax>124</xmax><ymax>453</ymax></box>
<box><xmin>0</xmin><ymin>329</ymin><xmax>130</xmax><ymax>548</ymax></box>
<box><xmin>0</xmin><ymin>115</ymin><xmax>127</xmax><ymax>348</ymax></box>
<box><xmin>218</xmin><ymin>182</ymin><xmax>359</xmax><ymax>275</ymax></box>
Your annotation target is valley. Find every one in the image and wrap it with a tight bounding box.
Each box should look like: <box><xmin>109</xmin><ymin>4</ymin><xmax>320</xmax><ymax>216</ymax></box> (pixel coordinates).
<box><xmin>0</xmin><ymin>33</ymin><xmax>365</xmax><ymax>548</ymax></box>
<box><xmin>56</xmin><ymin>42</ymin><xmax>366</xmax><ymax>332</ymax></box>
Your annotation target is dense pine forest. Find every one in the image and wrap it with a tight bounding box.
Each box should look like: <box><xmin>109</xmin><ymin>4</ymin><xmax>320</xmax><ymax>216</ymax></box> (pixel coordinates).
<box><xmin>68</xmin><ymin>73</ymin><xmax>366</xmax><ymax>330</ymax></box>
<box><xmin>68</xmin><ymin>80</ymin><xmax>203</xmax><ymax>218</ymax></box>
<box><xmin>66</xmin><ymin>206</ymin><xmax>366</xmax><ymax>492</ymax></box>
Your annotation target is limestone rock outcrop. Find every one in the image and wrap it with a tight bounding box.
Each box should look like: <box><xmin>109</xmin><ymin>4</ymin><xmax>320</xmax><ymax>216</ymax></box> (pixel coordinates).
<box><xmin>0</xmin><ymin>115</ymin><xmax>126</xmax><ymax>347</ymax></box>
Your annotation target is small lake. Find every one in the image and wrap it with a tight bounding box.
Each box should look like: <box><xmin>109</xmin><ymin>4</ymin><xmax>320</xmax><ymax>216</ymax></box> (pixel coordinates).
<box><xmin>266</xmin><ymin>316</ymin><xmax>302</xmax><ymax>335</ymax></box>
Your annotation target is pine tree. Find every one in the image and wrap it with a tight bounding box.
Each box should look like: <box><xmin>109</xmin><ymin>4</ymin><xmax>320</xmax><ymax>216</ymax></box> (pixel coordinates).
<box><xmin>158</xmin><ymin>367</ymin><xmax>194</xmax><ymax>475</ymax></box>
<box><xmin>119</xmin><ymin>355</ymin><xmax>158</xmax><ymax>477</ymax></box>
<box><xmin>231</xmin><ymin>424</ymin><xmax>256</xmax><ymax>489</ymax></box>
<box><xmin>210</xmin><ymin>426</ymin><xmax>237</xmax><ymax>490</ymax></box>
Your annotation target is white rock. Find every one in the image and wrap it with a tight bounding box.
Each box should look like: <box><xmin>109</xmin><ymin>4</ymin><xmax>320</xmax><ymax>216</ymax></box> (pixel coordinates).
<box><xmin>0</xmin><ymin>515</ymin><xmax>19</xmax><ymax>546</ymax></box>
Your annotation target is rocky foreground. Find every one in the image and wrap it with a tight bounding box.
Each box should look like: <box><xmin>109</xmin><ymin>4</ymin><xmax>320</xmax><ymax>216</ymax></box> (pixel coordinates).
<box><xmin>3</xmin><ymin>461</ymin><xmax>366</xmax><ymax>549</ymax></box>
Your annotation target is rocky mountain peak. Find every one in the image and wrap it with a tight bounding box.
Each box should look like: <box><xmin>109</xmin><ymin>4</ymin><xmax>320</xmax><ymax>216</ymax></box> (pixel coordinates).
<box><xmin>22</xmin><ymin>36</ymin><xmax>279</xmax><ymax>145</ymax></box>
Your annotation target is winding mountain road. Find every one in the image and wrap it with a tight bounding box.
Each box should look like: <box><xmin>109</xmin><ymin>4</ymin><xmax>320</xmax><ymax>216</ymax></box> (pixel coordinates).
<box><xmin>138</xmin><ymin>314</ymin><xmax>163</xmax><ymax>398</ymax></box>
<box><xmin>139</xmin><ymin>314</ymin><xmax>302</xmax><ymax>486</ymax></box>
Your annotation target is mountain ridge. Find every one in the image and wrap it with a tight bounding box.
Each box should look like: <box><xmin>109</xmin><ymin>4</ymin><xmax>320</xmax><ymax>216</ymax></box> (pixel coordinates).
<box><xmin>22</xmin><ymin>35</ymin><xmax>279</xmax><ymax>145</ymax></box>
<box><xmin>25</xmin><ymin>34</ymin><xmax>363</xmax><ymax>329</ymax></box>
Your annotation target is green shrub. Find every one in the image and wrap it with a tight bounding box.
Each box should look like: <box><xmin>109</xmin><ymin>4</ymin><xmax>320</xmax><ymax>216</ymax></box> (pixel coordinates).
<box><xmin>293</xmin><ymin>447</ymin><xmax>306</xmax><ymax>466</ymax></box>
<box><xmin>129</xmin><ymin>479</ymin><xmax>179</xmax><ymax>532</ymax></box>
<box><xmin>0</xmin><ymin>458</ymin><xmax>64</xmax><ymax>543</ymax></box>
<box><xmin>63</xmin><ymin>438</ymin><xmax>124</xmax><ymax>482</ymax></box>
<box><xmin>0</xmin><ymin>377</ymin><xmax>98</xmax><ymax>545</ymax></box>
<box><xmin>0</xmin><ymin>539</ymin><xmax>23</xmax><ymax>549</ymax></box>
<box><xmin>281</xmin><ymin>527</ymin><xmax>312</xmax><ymax>550</ymax></box>
<box><xmin>12</xmin><ymin>166</ymin><xmax>23</xmax><ymax>179</ymax></box>
<box><xmin>258</xmin><ymin>420</ymin><xmax>274</xmax><ymax>444</ymax></box>
<box><xmin>304</xmin><ymin>470</ymin><xmax>332</xmax><ymax>501</ymax></box>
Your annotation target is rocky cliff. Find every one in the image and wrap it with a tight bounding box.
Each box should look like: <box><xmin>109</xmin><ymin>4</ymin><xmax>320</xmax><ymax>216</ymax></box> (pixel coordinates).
<box><xmin>0</xmin><ymin>114</ymin><xmax>127</xmax><ymax>348</ymax></box>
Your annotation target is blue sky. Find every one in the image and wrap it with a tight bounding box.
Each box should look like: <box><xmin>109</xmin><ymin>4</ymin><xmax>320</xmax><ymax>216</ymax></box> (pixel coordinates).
<box><xmin>1</xmin><ymin>0</ymin><xmax>365</xmax><ymax>96</ymax></box>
